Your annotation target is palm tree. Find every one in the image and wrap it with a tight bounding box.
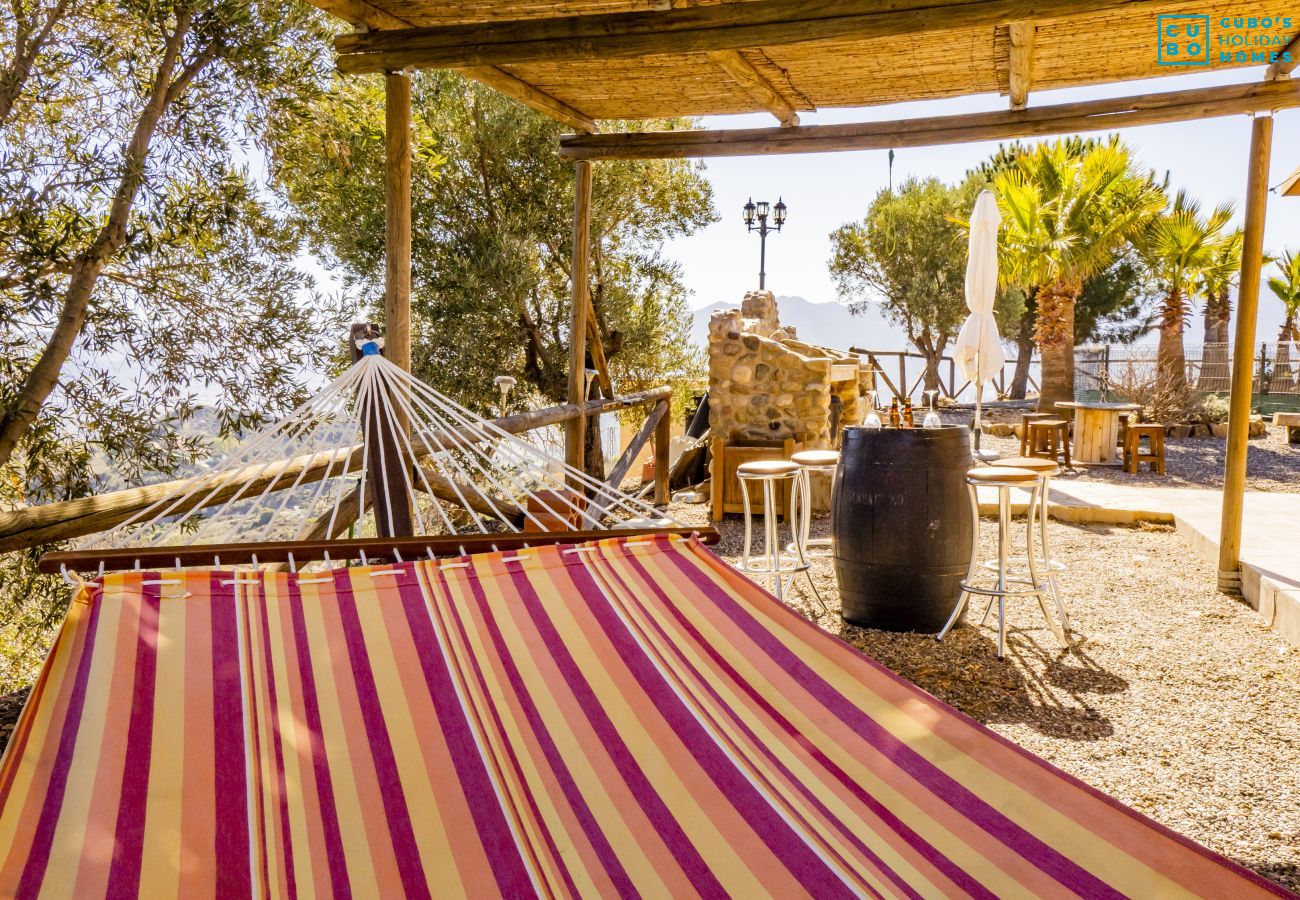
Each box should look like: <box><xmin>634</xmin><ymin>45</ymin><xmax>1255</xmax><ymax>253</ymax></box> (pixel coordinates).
<box><xmin>995</xmin><ymin>138</ymin><xmax>1164</xmax><ymax>411</ymax></box>
<box><xmin>1267</xmin><ymin>250</ymin><xmax>1300</xmax><ymax>383</ymax></box>
<box><xmin>1196</xmin><ymin>230</ymin><xmax>1242</xmax><ymax>391</ymax></box>
<box><xmin>1134</xmin><ymin>190</ymin><xmax>1236</xmax><ymax>401</ymax></box>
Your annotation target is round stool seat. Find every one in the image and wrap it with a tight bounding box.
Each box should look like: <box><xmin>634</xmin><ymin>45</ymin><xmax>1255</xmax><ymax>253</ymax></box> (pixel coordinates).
<box><xmin>990</xmin><ymin>456</ymin><xmax>1059</xmax><ymax>475</ymax></box>
<box><xmin>738</xmin><ymin>459</ymin><xmax>800</xmax><ymax>477</ymax></box>
<box><xmin>1030</xmin><ymin>418</ymin><xmax>1069</xmax><ymax>428</ymax></box>
<box><xmin>966</xmin><ymin>466</ymin><xmax>1039</xmax><ymax>484</ymax></box>
<box><xmin>791</xmin><ymin>450</ymin><xmax>840</xmax><ymax>468</ymax></box>
<box><xmin>1128</xmin><ymin>423</ymin><xmax>1164</xmax><ymax>435</ymax></box>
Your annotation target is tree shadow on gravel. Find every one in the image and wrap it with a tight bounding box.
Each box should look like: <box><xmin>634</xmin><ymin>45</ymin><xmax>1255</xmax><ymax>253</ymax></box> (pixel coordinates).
<box><xmin>843</xmin><ymin>619</ymin><xmax>1126</xmax><ymax>742</ymax></box>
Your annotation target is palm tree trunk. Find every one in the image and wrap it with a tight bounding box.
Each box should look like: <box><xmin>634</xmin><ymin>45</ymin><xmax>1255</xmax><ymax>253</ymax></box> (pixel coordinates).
<box><xmin>1198</xmin><ymin>288</ymin><xmax>1231</xmax><ymax>391</ymax></box>
<box><xmin>1275</xmin><ymin>316</ymin><xmax>1297</xmax><ymax>385</ymax></box>
<box><xmin>1034</xmin><ymin>281</ymin><xmax>1078</xmax><ymax>412</ymax></box>
<box><xmin>1156</xmin><ymin>286</ymin><xmax>1188</xmax><ymax>401</ymax></box>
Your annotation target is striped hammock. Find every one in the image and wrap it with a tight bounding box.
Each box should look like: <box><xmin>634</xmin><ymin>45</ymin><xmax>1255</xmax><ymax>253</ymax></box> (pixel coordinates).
<box><xmin>0</xmin><ymin>535</ymin><xmax>1287</xmax><ymax>898</ymax></box>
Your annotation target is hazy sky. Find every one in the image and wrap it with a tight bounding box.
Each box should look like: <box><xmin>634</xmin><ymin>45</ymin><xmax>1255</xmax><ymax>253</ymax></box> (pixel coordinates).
<box><xmin>664</xmin><ymin>65</ymin><xmax>1299</xmax><ymax>343</ymax></box>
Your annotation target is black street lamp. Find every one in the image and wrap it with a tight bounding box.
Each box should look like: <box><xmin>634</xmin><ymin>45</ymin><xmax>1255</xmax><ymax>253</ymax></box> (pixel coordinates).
<box><xmin>743</xmin><ymin>196</ymin><xmax>786</xmax><ymax>290</ymax></box>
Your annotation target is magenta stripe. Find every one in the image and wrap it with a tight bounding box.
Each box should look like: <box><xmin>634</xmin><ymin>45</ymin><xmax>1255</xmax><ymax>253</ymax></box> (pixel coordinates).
<box><xmin>617</xmin><ymin>546</ymin><xmax>994</xmax><ymax>898</ymax></box>
<box><xmin>474</xmin><ymin>560</ymin><xmax>729</xmax><ymax>895</ymax></box>
<box><xmin>287</xmin><ymin>577</ymin><xmax>351</xmax><ymax>897</ymax></box>
<box><xmin>430</xmin><ymin>567</ymin><xmax>580</xmax><ymax>897</ymax></box>
<box><xmin>255</xmin><ymin>583</ymin><xmax>299</xmax><ymax>899</ymax></box>
<box><xmin>394</xmin><ymin>569</ymin><xmax>539</xmax><ymax>898</ymax></box>
<box><xmin>104</xmin><ymin>581</ymin><xmax>162</xmax><ymax>899</ymax></box>
<box><xmin>332</xmin><ymin>571</ymin><xmax>431</xmax><ymax>900</ymax></box>
<box><xmin>664</xmin><ymin>544</ymin><xmax>1125</xmax><ymax>899</ymax></box>
<box><xmin>471</xmin><ymin>566</ymin><xmax>640</xmax><ymax>897</ymax></box>
<box><xmin>209</xmin><ymin>575</ymin><xmax>253</xmax><ymax>897</ymax></box>
<box><xmin>14</xmin><ymin>582</ymin><xmax>106</xmax><ymax>896</ymax></box>
<box><xmin>553</xmin><ymin>556</ymin><xmax>857</xmax><ymax>899</ymax></box>
<box><xmin>598</xmin><ymin>551</ymin><xmax>926</xmax><ymax>900</ymax></box>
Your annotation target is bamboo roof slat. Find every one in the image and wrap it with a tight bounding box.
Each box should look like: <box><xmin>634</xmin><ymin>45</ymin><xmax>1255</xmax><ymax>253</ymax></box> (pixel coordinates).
<box><xmin>319</xmin><ymin>0</ymin><xmax>1295</xmax><ymax>123</ymax></box>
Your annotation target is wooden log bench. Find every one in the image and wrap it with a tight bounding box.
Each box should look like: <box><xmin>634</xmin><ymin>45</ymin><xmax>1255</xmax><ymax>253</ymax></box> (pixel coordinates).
<box><xmin>1274</xmin><ymin>412</ymin><xmax>1300</xmax><ymax>445</ymax></box>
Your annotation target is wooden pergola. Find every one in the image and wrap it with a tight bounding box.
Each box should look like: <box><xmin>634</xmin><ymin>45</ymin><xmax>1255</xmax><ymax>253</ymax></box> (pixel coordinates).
<box><xmin>307</xmin><ymin>0</ymin><xmax>1299</xmax><ymax>594</ymax></box>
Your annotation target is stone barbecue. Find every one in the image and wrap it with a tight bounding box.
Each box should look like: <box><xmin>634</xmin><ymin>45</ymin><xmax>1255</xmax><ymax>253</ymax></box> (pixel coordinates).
<box><xmin>707</xmin><ymin>291</ymin><xmax>870</xmax><ymax>448</ymax></box>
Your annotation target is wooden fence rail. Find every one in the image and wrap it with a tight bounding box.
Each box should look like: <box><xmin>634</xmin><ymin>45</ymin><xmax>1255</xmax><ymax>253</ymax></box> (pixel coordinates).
<box><xmin>849</xmin><ymin>348</ymin><xmax>1038</xmax><ymax>402</ymax></box>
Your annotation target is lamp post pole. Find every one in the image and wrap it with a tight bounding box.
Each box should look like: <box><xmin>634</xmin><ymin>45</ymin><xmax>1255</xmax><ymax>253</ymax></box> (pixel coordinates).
<box><xmin>744</xmin><ymin>197</ymin><xmax>787</xmax><ymax>290</ymax></box>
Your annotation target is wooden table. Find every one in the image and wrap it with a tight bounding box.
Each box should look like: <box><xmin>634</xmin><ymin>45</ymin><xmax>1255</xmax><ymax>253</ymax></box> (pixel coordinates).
<box><xmin>1055</xmin><ymin>401</ymin><xmax>1141</xmax><ymax>466</ymax></box>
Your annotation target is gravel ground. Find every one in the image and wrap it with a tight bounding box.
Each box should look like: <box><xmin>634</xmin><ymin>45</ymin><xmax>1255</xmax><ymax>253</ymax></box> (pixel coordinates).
<box><xmin>668</xmin><ymin>500</ymin><xmax>1300</xmax><ymax>893</ymax></box>
<box><xmin>952</xmin><ymin>407</ymin><xmax>1300</xmax><ymax>493</ymax></box>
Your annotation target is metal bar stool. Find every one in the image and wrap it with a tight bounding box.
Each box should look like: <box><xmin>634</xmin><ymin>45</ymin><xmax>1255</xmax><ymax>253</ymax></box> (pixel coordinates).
<box><xmin>989</xmin><ymin>455</ymin><xmax>1072</xmax><ymax>635</ymax></box>
<box><xmin>736</xmin><ymin>460</ymin><xmax>828</xmax><ymax>616</ymax></box>
<box><xmin>936</xmin><ymin>465</ymin><xmax>1065</xmax><ymax>658</ymax></box>
<box><xmin>789</xmin><ymin>449</ymin><xmax>839</xmax><ymax>557</ymax></box>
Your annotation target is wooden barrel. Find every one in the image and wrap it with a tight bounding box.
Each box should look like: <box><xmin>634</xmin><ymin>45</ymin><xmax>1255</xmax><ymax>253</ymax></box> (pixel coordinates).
<box><xmin>832</xmin><ymin>426</ymin><xmax>974</xmax><ymax>632</ymax></box>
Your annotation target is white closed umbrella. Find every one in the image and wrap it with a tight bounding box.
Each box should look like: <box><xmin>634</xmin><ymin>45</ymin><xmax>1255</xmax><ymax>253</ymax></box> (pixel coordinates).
<box><xmin>953</xmin><ymin>189</ymin><xmax>1004</xmax><ymax>454</ymax></box>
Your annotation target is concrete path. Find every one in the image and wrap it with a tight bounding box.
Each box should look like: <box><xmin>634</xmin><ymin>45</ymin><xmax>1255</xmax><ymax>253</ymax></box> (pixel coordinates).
<box><xmin>979</xmin><ymin>480</ymin><xmax>1300</xmax><ymax>647</ymax></box>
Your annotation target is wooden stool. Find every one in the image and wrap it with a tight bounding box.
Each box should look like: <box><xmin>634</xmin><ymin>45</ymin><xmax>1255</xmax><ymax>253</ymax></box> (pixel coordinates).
<box><xmin>1124</xmin><ymin>424</ymin><xmax>1166</xmax><ymax>474</ymax></box>
<box><xmin>1026</xmin><ymin>419</ymin><xmax>1071</xmax><ymax>469</ymax></box>
<box><xmin>1018</xmin><ymin>412</ymin><xmax>1057</xmax><ymax>456</ymax></box>
<box><xmin>1117</xmin><ymin>412</ymin><xmax>1132</xmax><ymax>448</ymax></box>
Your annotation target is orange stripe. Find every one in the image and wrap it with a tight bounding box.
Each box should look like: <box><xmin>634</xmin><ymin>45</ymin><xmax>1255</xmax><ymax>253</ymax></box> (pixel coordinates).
<box><xmin>179</xmin><ymin>573</ymin><xmax>218</xmax><ymax>898</ymax></box>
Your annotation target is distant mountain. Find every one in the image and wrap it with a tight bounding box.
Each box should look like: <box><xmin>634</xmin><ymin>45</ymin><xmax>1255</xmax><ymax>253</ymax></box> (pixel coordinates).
<box><xmin>690</xmin><ymin>294</ymin><xmax>910</xmax><ymax>354</ymax></box>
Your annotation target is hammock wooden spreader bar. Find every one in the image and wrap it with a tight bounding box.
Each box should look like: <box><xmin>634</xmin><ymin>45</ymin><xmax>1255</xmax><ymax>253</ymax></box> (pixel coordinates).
<box><xmin>37</xmin><ymin>527</ymin><xmax>719</xmax><ymax>573</ymax></box>
<box><xmin>0</xmin><ymin>534</ymin><xmax>1287</xmax><ymax>897</ymax></box>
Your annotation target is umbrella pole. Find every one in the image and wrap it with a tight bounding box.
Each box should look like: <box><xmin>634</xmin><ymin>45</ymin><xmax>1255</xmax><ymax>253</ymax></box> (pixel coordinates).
<box><xmin>973</xmin><ymin>350</ymin><xmax>982</xmax><ymax>453</ymax></box>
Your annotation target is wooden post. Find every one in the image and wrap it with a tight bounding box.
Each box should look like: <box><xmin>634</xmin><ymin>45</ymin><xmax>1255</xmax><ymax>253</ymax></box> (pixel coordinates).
<box><xmin>385</xmin><ymin>71</ymin><xmax>412</xmax><ymax>373</ymax></box>
<box><xmin>654</xmin><ymin>398</ymin><xmax>671</xmax><ymax>506</ymax></box>
<box><xmin>1218</xmin><ymin>113</ymin><xmax>1272</xmax><ymax>594</ymax></box>
<box><xmin>566</xmin><ymin>160</ymin><xmax>593</xmax><ymax>480</ymax></box>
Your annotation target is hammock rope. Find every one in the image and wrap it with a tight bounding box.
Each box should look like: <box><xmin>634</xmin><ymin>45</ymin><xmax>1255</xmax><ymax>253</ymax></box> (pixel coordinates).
<box><xmin>88</xmin><ymin>347</ymin><xmax>683</xmax><ymax>562</ymax></box>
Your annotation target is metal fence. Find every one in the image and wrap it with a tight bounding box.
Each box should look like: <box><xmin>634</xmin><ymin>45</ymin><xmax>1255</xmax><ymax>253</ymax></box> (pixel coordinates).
<box><xmin>1076</xmin><ymin>342</ymin><xmax>1300</xmax><ymax>412</ymax></box>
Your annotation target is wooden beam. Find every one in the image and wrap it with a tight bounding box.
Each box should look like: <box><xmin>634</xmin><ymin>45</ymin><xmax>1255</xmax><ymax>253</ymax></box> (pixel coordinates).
<box><xmin>1007</xmin><ymin>21</ymin><xmax>1035</xmax><ymax>110</ymax></box>
<box><xmin>589</xmin><ymin>400</ymin><xmax>666</xmax><ymax>517</ymax></box>
<box><xmin>706</xmin><ymin>50</ymin><xmax>800</xmax><ymax>126</ymax></box>
<box><xmin>585</xmin><ymin>295</ymin><xmax>614</xmax><ymax>398</ymax></box>
<box><xmin>1265</xmin><ymin>30</ymin><xmax>1300</xmax><ymax>79</ymax></box>
<box><xmin>559</xmin><ymin>79</ymin><xmax>1300</xmax><ymax>159</ymax></box>
<box><xmin>566</xmin><ymin>160</ymin><xmax>593</xmax><ymax>480</ymax></box>
<box><xmin>459</xmin><ymin>66</ymin><xmax>597</xmax><ymax>132</ymax></box>
<box><xmin>654</xmin><ymin>399</ymin><xmax>671</xmax><ymax>506</ymax></box>
<box><xmin>384</xmin><ymin>71</ymin><xmax>413</xmax><ymax>373</ymax></box>
<box><xmin>306</xmin><ymin>2</ymin><xmax>597</xmax><ymax>130</ymax></box>
<box><xmin>333</xmin><ymin>0</ymin><xmax>1142</xmax><ymax>72</ymax></box>
<box><xmin>1217</xmin><ymin>113</ymin><xmax>1273</xmax><ymax>594</ymax></box>
<box><xmin>415</xmin><ymin>467</ymin><xmax>525</xmax><ymax>526</ymax></box>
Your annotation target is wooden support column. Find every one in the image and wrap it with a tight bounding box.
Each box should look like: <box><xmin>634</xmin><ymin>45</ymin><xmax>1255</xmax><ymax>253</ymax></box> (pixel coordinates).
<box><xmin>566</xmin><ymin>160</ymin><xmax>593</xmax><ymax>479</ymax></box>
<box><xmin>1218</xmin><ymin>113</ymin><xmax>1273</xmax><ymax>594</ymax></box>
<box><xmin>384</xmin><ymin>70</ymin><xmax>412</xmax><ymax>373</ymax></box>
<box><xmin>654</xmin><ymin>398</ymin><xmax>671</xmax><ymax>506</ymax></box>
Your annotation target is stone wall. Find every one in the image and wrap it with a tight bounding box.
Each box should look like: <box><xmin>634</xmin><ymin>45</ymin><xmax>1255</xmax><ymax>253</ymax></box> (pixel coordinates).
<box><xmin>707</xmin><ymin>291</ymin><xmax>868</xmax><ymax>448</ymax></box>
